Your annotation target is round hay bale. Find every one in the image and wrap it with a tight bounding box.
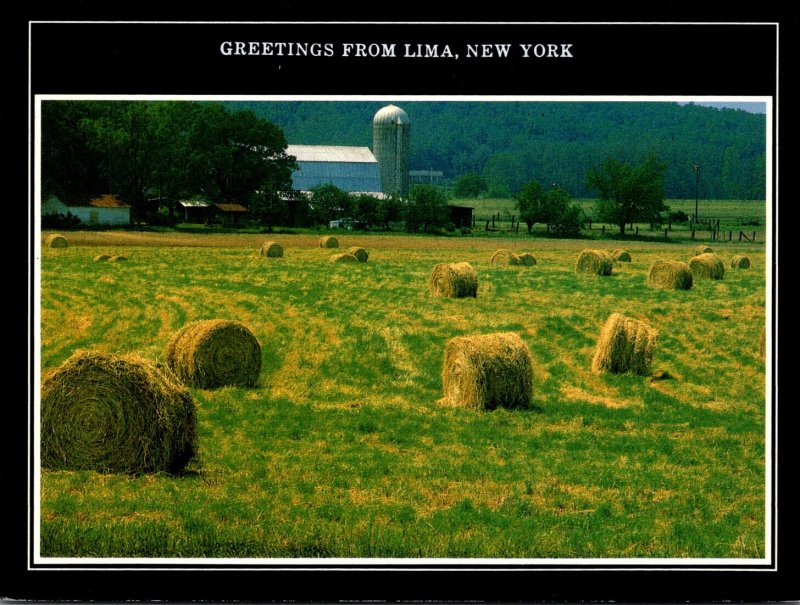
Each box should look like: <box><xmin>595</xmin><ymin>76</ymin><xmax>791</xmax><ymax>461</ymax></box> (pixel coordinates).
<box><xmin>430</xmin><ymin>262</ymin><xmax>478</xmax><ymax>298</ymax></box>
<box><xmin>319</xmin><ymin>236</ymin><xmax>339</xmax><ymax>249</ymax></box>
<box><xmin>517</xmin><ymin>253</ymin><xmax>537</xmax><ymax>266</ymax></box>
<box><xmin>108</xmin><ymin>255</ymin><xmax>128</xmax><ymax>262</ymax></box>
<box><xmin>576</xmin><ymin>249</ymin><xmax>614</xmax><ymax>276</ymax></box>
<box><xmin>647</xmin><ymin>260</ymin><xmax>693</xmax><ymax>290</ymax></box>
<box><xmin>347</xmin><ymin>246</ymin><xmax>369</xmax><ymax>262</ymax></box>
<box><xmin>260</xmin><ymin>241</ymin><xmax>283</xmax><ymax>258</ymax></box>
<box><xmin>40</xmin><ymin>350</ymin><xmax>196</xmax><ymax>474</ymax></box>
<box><xmin>731</xmin><ymin>254</ymin><xmax>751</xmax><ymax>269</ymax></box>
<box><xmin>45</xmin><ymin>234</ymin><xmax>69</xmax><ymax>248</ymax></box>
<box><xmin>165</xmin><ymin>319</ymin><xmax>262</xmax><ymax>389</ymax></box>
<box><xmin>93</xmin><ymin>254</ymin><xmax>110</xmax><ymax>262</ymax></box>
<box><xmin>490</xmin><ymin>249</ymin><xmax>521</xmax><ymax>266</ymax></box>
<box><xmin>611</xmin><ymin>249</ymin><xmax>632</xmax><ymax>262</ymax></box>
<box><xmin>442</xmin><ymin>332</ymin><xmax>533</xmax><ymax>410</ymax></box>
<box><xmin>591</xmin><ymin>313</ymin><xmax>658</xmax><ymax>376</ymax></box>
<box><xmin>329</xmin><ymin>252</ymin><xmax>359</xmax><ymax>263</ymax></box>
<box><xmin>689</xmin><ymin>253</ymin><xmax>725</xmax><ymax>279</ymax></box>
<box><xmin>694</xmin><ymin>245</ymin><xmax>713</xmax><ymax>256</ymax></box>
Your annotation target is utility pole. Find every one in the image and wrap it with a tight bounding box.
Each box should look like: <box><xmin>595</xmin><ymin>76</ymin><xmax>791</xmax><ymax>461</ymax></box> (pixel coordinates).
<box><xmin>693</xmin><ymin>163</ymin><xmax>701</xmax><ymax>222</ymax></box>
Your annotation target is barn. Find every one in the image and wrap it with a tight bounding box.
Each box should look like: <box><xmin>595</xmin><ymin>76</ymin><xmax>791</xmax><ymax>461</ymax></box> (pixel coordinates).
<box><xmin>41</xmin><ymin>194</ymin><xmax>131</xmax><ymax>226</ymax></box>
<box><xmin>287</xmin><ymin>145</ymin><xmax>383</xmax><ymax>195</ymax></box>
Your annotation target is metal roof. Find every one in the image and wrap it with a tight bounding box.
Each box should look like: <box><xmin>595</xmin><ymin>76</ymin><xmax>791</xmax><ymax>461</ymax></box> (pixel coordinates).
<box><xmin>286</xmin><ymin>145</ymin><xmax>378</xmax><ymax>164</ymax></box>
<box><xmin>373</xmin><ymin>104</ymin><xmax>410</xmax><ymax>125</ymax></box>
<box><xmin>78</xmin><ymin>194</ymin><xmax>130</xmax><ymax>208</ymax></box>
<box><xmin>179</xmin><ymin>200</ymin><xmax>211</xmax><ymax>208</ymax></box>
<box><xmin>213</xmin><ymin>203</ymin><xmax>248</xmax><ymax>213</ymax></box>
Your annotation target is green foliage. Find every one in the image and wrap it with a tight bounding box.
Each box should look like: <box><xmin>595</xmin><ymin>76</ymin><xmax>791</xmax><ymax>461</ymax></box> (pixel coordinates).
<box><xmin>405</xmin><ymin>185</ymin><xmax>450</xmax><ymax>232</ymax></box>
<box><xmin>41</xmin><ymin>101</ymin><xmax>296</xmax><ymax>224</ymax></box>
<box><xmin>586</xmin><ymin>155</ymin><xmax>668</xmax><ymax>236</ymax></box>
<box><xmin>309</xmin><ymin>184</ymin><xmax>353</xmax><ymax>225</ymax></box>
<box><xmin>228</xmin><ymin>101</ymin><xmax>766</xmax><ymax>200</ymax></box>
<box><xmin>453</xmin><ymin>172</ymin><xmax>487</xmax><ymax>198</ymax></box>
<box><xmin>515</xmin><ymin>181</ymin><xmax>583</xmax><ymax>236</ymax></box>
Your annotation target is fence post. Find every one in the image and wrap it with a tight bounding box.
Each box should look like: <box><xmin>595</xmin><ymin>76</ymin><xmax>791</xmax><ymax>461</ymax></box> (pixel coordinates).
<box><xmin>753</xmin><ymin>231</ymin><xmax>756</xmax><ymax>243</ymax></box>
<box><xmin>601</xmin><ymin>225</ymin><xmax>605</xmax><ymax>235</ymax></box>
<box><xmin>729</xmin><ymin>231</ymin><xmax>732</xmax><ymax>241</ymax></box>
<box><xmin>635</xmin><ymin>226</ymin><xmax>639</xmax><ymax>236</ymax></box>
<box><xmin>664</xmin><ymin>229</ymin><xmax>668</xmax><ymax>239</ymax></box>
<box><xmin>588</xmin><ymin>219</ymin><xmax>592</xmax><ymax>229</ymax></box>
<box><xmin>691</xmin><ymin>230</ymin><xmax>695</xmax><ymax>239</ymax></box>
<box><xmin>516</xmin><ymin>223</ymin><xmax>520</xmax><ymax>234</ymax></box>
<box><xmin>739</xmin><ymin>231</ymin><xmax>743</xmax><ymax>242</ymax></box>
<box><xmin>486</xmin><ymin>220</ymin><xmax>490</xmax><ymax>231</ymax></box>
<box><xmin>491</xmin><ymin>216</ymin><xmax>495</xmax><ymax>229</ymax></box>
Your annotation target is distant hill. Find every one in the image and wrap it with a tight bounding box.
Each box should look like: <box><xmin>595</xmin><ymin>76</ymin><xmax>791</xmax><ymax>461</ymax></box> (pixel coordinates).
<box><xmin>222</xmin><ymin>101</ymin><xmax>766</xmax><ymax>200</ymax></box>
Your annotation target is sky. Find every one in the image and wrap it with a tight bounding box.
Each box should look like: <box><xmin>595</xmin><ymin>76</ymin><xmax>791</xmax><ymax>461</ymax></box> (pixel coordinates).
<box><xmin>682</xmin><ymin>102</ymin><xmax>767</xmax><ymax>114</ymax></box>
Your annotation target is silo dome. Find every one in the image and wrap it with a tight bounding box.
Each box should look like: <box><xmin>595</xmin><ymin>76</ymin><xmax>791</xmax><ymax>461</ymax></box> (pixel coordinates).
<box><xmin>373</xmin><ymin>104</ymin><xmax>410</xmax><ymax>126</ymax></box>
<box><xmin>372</xmin><ymin>104</ymin><xmax>410</xmax><ymax>196</ymax></box>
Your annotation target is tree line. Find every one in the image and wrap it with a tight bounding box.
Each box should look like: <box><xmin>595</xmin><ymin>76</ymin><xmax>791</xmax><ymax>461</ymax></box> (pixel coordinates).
<box><xmin>229</xmin><ymin>100</ymin><xmax>766</xmax><ymax>200</ymax></box>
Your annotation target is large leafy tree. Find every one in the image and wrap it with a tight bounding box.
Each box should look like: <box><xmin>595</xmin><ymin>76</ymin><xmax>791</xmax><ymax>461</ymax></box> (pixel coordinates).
<box><xmin>405</xmin><ymin>185</ymin><xmax>450</xmax><ymax>232</ymax></box>
<box><xmin>514</xmin><ymin>178</ymin><xmax>547</xmax><ymax>233</ymax></box>
<box><xmin>585</xmin><ymin>155</ymin><xmax>668</xmax><ymax>236</ymax></box>
<box><xmin>308</xmin><ymin>184</ymin><xmax>353</xmax><ymax>225</ymax></box>
<box><xmin>453</xmin><ymin>172</ymin><xmax>487</xmax><ymax>198</ymax></box>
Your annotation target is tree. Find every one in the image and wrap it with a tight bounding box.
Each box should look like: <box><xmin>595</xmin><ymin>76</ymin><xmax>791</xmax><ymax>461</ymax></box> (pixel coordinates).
<box><xmin>544</xmin><ymin>186</ymin><xmax>584</xmax><ymax>237</ymax></box>
<box><xmin>308</xmin><ymin>184</ymin><xmax>353</xmax><ymax>225</ymax></box>
<box><xmin>453</xmin><ymin>172</ymin><xmax>487</xmax><ymax>198</ymax></box>
<box><xmin>514</xmin><ymin>178</ymin><xmax>547</xmax><ymax>233</ymax></box>
<box><xmin>376</xmin><ymin>194</ymin><xmax>404</xmax><ymax>230</ymax></box>
<box><xmin>585</xmin><ymin>155</ymin><xmax>668</xmax><ymax>236</ymax></box>
<box><xmin>405</xmin><ymin>185</ymin><xmax>450</xmax><ymax>232</ymax></box>
<box><xmin>352</xmin><ymin>193</ymin><xmax>381</xmax><ymax>227</ymax></box>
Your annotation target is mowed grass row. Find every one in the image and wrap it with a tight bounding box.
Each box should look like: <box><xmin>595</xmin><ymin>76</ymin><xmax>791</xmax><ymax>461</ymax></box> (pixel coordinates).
<box><xmin>39</xmin><ymin>236</ymin><xmax>767</xmax><ymax>558</ymax></box>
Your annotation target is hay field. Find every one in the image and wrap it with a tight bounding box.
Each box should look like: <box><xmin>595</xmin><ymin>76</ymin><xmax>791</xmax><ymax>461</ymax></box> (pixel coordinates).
<box><xmin>39</xmin><ymin>232</ymin><xmax>768</xmax><ymax>558</ymax></box>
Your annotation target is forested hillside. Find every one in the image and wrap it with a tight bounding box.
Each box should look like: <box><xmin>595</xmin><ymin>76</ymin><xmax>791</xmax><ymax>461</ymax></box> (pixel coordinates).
<box><xmin>225</xmin><ymin>101</ymin><xmax>766</xmax><ymax>200</ymax></box>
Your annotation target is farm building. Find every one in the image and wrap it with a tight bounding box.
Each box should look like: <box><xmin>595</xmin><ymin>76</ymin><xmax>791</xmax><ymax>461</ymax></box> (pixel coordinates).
<box><xmin>179</xmin><ymin>200</ymin><xmax>212</xmax><ymax>223</ymax></box>
<box><xmin>448</xmin><ymin>205</ymin><xmax>474</xmax><ymax>228</ymax></box>
<box><xmin>287</xmin><ymin>145</ymin><xmax>384</xmax><ymax>195</ymax></box>
<box><xmin>41</xmin><ymin>194</ymin><xmax>131</xmax><ymax>226</ymax></box>
<box><xmin>410</xmin><ymin>170</ymin><xmax>444</xmax><ymax>186</ymax></box>
<box><xmin>212</xmin><ymin>203</ymin><xmax>248</xmax><ymax>227</ymax></box>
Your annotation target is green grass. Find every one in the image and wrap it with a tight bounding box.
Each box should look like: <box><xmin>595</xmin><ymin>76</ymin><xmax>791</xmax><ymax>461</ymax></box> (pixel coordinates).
<box><xmin>39</xmin><ymin>235</ymin><xmax>767</xmax><ymax>558</ymax></box>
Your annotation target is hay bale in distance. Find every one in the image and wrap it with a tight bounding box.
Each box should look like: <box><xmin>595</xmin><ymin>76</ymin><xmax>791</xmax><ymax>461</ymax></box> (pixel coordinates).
<box><xmin>647</xmin><ymin>260</ymin><xmax>693</xmax><ymax>290</ymax></box>
<box><xmin>347</xmin><ymin>246</ymin><xmax>369</xmax><ymax>262</ymax></box>
<box><xmin>93</xmin><ymin>254</ymin><xmax>110</xmax><ymax>262</ymax></box>
<box><xmin>576</xmin><ymin>249</ymin><xmax>614</xmax><ymax>276</ymax></box>
<box><xmin>491</xmin><ymin>249</ymin><xmax>521</xmax><ymax>266</ymax></box>
<box><xmin>517</xmin><ymin>253</ymin><xmax>537</xmax><ymax>266</ymax></box>
<box><xmin>430</xmin><ymin>262</ymin><xmax>478</xmax><ymax>298</ymax></box>
<box><xmin>591</xmin><ymin>313</ymin><xmax>658</xmax><ymax>376</ymax></box>
<box><xmin>46</xmin><ymin>234</ymin><xmax>69</xmax><ymax>248</ymax></box>
<box><xmin>329</xmin><ymin>253</ymin><xmax>359</xmax><ymax>263</ymax></box>
<box><xmin>689</xmin><ymin>253</ymin><xmax>725</xmax><ymax>279</ymax></box>
<box><xmin>611</xmin><ymin>249</ymin><xmax>632</xmax><ymax>262</ymax></box>
<box><xmin>694</xmin><ymin>245</ymin><xmax>713</xmax><ymax>256</ymax></box>
<box><xmin>260</xmin><ymin>241</ymin><xmax>283</xmax><ymax>258</ymax></box>
<box><xmin>166</xmin><ymin>319</ymin><xmax>262</xmax><ymax>389</ymax></box>
<box><xmin>40</xmin><ymin>350</ymin><xmax>196</xmax><ymax>474</ymax></box>
<box><xmin>108</xmin><ymin>255</ymin><xmax>128</xmax><ymax>262</ymax></box>
<box><xmin>442</xmin><ymin>332</ymin><xmax>533</xmax><ymax>410</ymax></box>
<box><xmin>319</xmin><ymin>236</ymin><xmax>339</xmax><ymax>249</ymax></box>
<box><xmin>731</xmin><ymin>255</ymin><xmax>751</xmax><ymax>269</ymax></box>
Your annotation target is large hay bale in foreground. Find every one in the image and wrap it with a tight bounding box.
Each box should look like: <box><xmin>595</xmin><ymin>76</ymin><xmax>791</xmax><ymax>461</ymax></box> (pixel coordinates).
<box><xmin>442</xmin><ymin>332</ymin><xmax>533</xmax><ymax>410</ymax></box>
<box><xmin>611</xmin><ymin>249</ymin><xmax>632</xmax><ymax>262</ymax></box>
<box><xmin>347</xmin><ymin>246</ymin><xmax>369</xmax><ymax>262</ymax></box>
<box><xmin>93</xmin><ymin>254</ymin><xmax>110</xmax><ymax>262</ymax></box>
<box><xmin>591</xmin><ymin>313</ymin><xmax>658</xmax><ymax>376</ymax></box>
<box><xmin>330</xmin><ymin>252</ymin><xmax>358</xmax><ymax>263</ymax></box>
<box><xmin>576</xmin><ymin>249</ymin><xmax>614</xmax><ymax>276</ymax></box>
<box><xmin>45</xmin><ymin>234</ymin><xmax>69</xmax><ymax>248</ymax></box>
<box><xmin>40</xmin><ymin>350</ymin><xmax>196</xmax><ymax>474</ymax></box>
<box><xmin>319</xmin><ymin>236</ymin><xmax>339</xmax><ymax>249</ymax></box>
<box><xmin>166</xmin><ymin>319</ymin><xmax>262</xmax><ymax>388</ymax></box>
<box><xmin>694</xmin><ymin>245</ymin><xmax>713</xmax><ymax>256</ymax></box>
<box><xmin>647</xmin><ymin>260</ymin><xmax>693</xmax><ymax>290</ymax></box>
<box><xmin>260</xmin><ymin>241</ymin><xmax>283</xmax><ymax>258</ymax></box>
<box><xmin>731</xmin><ymin>254</ymin><xmax>751</xmax><ymax>269</ymax></box>
<box><xmin>517</xmin><ymin>253</ymin><xmax>537</xmax><ymax>266</ymax></box>
<box><xmin>490</xmin><ymin>249</ymin><xmax>521</xmax><ymax>266</ymax></box>
<box><xmin>430</xmin><ymin>262</ymin><xmax>478</xmax><ymax>298</ymax></box>
<box><xmin>689</xmin><ymin>253</ymin><xmax>725</xmax><ymax>279</ymax></box>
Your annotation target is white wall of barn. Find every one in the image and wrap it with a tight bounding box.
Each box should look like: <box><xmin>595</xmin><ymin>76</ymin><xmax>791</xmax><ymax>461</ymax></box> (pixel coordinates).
<box><xmin>67</xmin><ymin>206</ymin><xmax>130</xmax><ymax>226</ymax></box>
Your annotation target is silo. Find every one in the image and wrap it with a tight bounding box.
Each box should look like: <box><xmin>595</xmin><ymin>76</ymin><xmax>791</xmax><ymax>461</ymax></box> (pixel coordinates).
<box><xmin>372</xmin><ymin>104</ymin><xmax>410</xmax><ymax>196</ymax></box>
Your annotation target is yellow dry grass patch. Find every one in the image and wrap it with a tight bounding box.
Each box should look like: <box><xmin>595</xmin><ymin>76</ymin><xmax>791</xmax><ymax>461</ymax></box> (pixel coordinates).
<box><xmin>561</xmin><ymin>384</ymin><xmax>641</xmax><ymax>409</ymax></box>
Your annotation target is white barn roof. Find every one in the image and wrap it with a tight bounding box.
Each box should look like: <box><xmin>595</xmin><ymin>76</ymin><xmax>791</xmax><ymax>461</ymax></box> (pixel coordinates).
<box><xmin>287</xmin><ymin>145</ymin><xmax>378</xmax><ymax>164</ymax></box>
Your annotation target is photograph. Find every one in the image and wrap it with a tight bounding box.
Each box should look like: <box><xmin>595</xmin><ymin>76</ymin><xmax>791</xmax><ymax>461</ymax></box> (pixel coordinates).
<box><xmin>6</xmin><ymin>13</ymin><xmax>795</xmax><ymax>602</ymax></box>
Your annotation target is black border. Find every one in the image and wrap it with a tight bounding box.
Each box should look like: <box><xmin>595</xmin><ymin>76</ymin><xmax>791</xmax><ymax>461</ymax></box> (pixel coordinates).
<box><xmin>5</xmin><ymin>4</ymin><xmax>796</xmax><ymax>601</ymax></box>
